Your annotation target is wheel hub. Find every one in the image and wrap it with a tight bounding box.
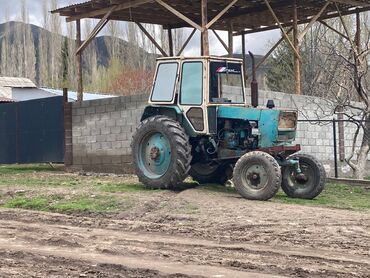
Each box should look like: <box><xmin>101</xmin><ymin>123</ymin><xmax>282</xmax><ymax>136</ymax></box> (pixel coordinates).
<box><xmin>150</xmin><ymin>147</ymin><xmax>161</xmax><ymax>161</ymax></box>
<box><xmin>295</xmin><ymin>173</ymin><xmax>308</xmax><ymax>183</ymax></box>
<box><xmin>247</xmin><ymin>172</ymin><xmax>261</xmax><ymax>186</ymax></box>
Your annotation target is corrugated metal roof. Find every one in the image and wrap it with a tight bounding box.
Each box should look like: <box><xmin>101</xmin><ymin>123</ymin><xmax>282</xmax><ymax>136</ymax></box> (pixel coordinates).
<box><xmin>42</xmin><ymin>88</ymin><xmax>117</xmax><ymax>102</ymax></box>
<box><xmin>0</xmin><ymin>77</ymin><xmax>36</xmax><ymax>88</ymax></box>
<box><xmin>0</xmin><ymin>97</ymin><xmax>15</xmax><ymax>103</ymax></box>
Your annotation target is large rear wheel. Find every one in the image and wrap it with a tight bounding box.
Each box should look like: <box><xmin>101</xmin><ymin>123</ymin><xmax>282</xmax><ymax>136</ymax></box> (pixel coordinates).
<box><xmin>189</xmin><ymin>163</ymin><xmax>233</xmax><ymax>185</ymax></box>
<box><xmin>132</xmin><ymin>116</ymin><xmax>192</xmax><ymax>189</ymax></box>
<box><xmin>281</xmin><ymin>153</ymin><xmax>326</xmax><ymax>199</ymax></box>
<box><xmin>233</xmin><ymin>151</ymin><xmax>281</xmax><ymax>201</ymax></box>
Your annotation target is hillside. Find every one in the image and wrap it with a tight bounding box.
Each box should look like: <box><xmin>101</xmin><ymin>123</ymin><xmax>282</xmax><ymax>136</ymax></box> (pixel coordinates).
<box><xmin>0</xmin><ymin>21</ymin><xmax>157</xmax><ymax>88</ymax></box>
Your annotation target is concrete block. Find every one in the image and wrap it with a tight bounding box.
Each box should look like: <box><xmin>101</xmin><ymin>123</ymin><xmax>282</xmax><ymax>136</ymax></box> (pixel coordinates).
<box><xmin>110</xmin><ymin>126</ymin><xmax>121</xmax><ymax>134</ymax></box>
<box><xmin>96</xmin><ymin>135</ymin><xmax>107</xmax><ymax>142</ymax></box>
<box><xmin>101</xmin><ymin>127</ymin><xmax>110</xmax><ymax>135</ymax></box>
<box><xmin>107</xmin><ymin>134</ymin><xmax>117</xmax><ymax>142</ymax></box>
<box><xmin>106</xmin><ymin>104</ymin><xmax>116</xmax><ymax>112</ymax></box>
<box><xmin>96</xmin><ymin>105</ymin><xmax>106</xmax><ymax>113</ymax></box>
<box><xmin>86</xmin><ymin>106</ymin><xmax>96</xmax><ymax>114</ymax></box>
<box><xmin>111</xmin><ymin>111</ymin><xmax>121</xmax><ymax>119</ymax></box>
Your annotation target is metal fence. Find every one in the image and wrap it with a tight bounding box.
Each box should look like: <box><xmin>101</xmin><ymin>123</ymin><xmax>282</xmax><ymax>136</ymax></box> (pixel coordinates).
<box><xmin>298</xmin><ymin>119</ymin><xmax>370</xmax><ymax>178</ymax></box>
<box><xmin>0</xmin><ymin>97</ymin><xmax>64</xmax><ymax>164</ymax></box>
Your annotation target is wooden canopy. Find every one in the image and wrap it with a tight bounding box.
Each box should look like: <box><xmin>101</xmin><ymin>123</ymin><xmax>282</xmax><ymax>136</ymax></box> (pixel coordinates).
<box><xmin>53</xmin><ymin>0</ymin><xmax>370</xmax><ymax>33</ymax></box>
<box><xmin>52</xmin><ymin>0</ymin><xmax>370</xmax><ymax>99</ymax></box>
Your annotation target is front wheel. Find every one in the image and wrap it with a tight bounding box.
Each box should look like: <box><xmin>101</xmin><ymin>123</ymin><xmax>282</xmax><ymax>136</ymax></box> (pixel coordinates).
<box><xmin>233</xmin><ymin>151</ymin><xmax>281</xmax><ymax>201</ymax></box>
<box><xmin>281</xmin><ymin>153</ymin><xmax>326</xmax><ymax>199</ymax></box>
<box><xmin>132</xmin><ymin>116</ymin><xmax>192</xmax><ymax>189</ymax></box>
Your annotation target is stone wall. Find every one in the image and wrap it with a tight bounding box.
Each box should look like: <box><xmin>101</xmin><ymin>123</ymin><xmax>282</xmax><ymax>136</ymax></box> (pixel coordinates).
<box><xmin>69</xmin><ymin>90</ymin><xmax>369</xmax><ymax>177</ymax></box>
<box><xmin>70</xmin><ymin>94</ymin><xmax>147</xmax><ymax>174</ymax></box>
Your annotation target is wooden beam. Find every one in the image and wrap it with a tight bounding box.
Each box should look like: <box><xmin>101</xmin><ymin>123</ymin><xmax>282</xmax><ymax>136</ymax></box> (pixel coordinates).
<box><xmin>330</xmin><ymin>0</ymin><xmax>370</xmax><ymax>6</ymax></box>
<box><xmin>168</xmin><ymin>28</ymin><xmax>174</xmax><ymax>56</ymax></box>
<box><xmin>76</xmin><ymin>6</ymin><xmax>115</xmax><ymax>55</ymax></box>
<box><xmin>293</xmin><ymin>0</ymin><xmax>301</xmax><ymax>95</ymax></box>
<box><xmin>155</xmin><ymin>0</ymin><xmax>203</xmax><ymax>31</ymax></box>
<box><xmin>76</xmin><ymin>19</ymin><xmax>83</xmax><ymax>102</ymax></box>
<box><xmin>212</xmin><ymin>30</ymin><xmax>228</xmax><ymax>52</ymax></box>
<box><xmin>256</xmin><ymin>27</ymin><xmax>293</xmax><ymax>70</ymax></box>
<box><xmin>205</xmin><ymin>0</ymin><xmax>239</xmax><ymax>29</ymax></box>
<box><xmin>319</xmin><ymin>20</ymin><xmax>350</xmax><ymax>41</ymax></box>
<box><xmin>297</xmin><ymin>2</ymin><xmax>330</xmax><ymax>42</ymax></box>
<box><xmin>234</xmin><ymin>6</ymin><xmax>370</xmax><ymax>36</ymax></box>
<box><xmin>201</xmin><ymin>0</ymin><xmax>209</xmax><ymax>56</ymax></box>
<box><xmin>263</xmin><ymin>0</ymin><xmax>301</xmax><ymax>60</ymax></box>
<box><xmin>136</xmin><ymin>22</ymin><xmax>168</xmax><ymax>57</ymax></box>
<box><xmin>228</xmin><ymin>22</ymin><xmax>233</xmax><ymax>57</ymax></box>
<box><xmin>177</xmin><ymin>28</ymin><xmax>196</xmax><ymax>56</ymax></box>
<box><xmin>241</xmin><ymin>33</ymin><xmax>247</xmax><ymax>81</ymax></box>
<box><xmin>335</xmin><ymin>2</ymin><xmax>358</xmax><ymax>55</ymax></box>
<box><xmin>66</xmin><ymin>0</ymin><xmax>153</xmax><ymax>22</ymax></box>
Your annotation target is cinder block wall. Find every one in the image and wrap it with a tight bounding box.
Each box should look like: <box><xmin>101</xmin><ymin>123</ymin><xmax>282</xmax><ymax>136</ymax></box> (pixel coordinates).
<box><xmin>71</xmin><ymin>94</ymin><xmax>147</xmax><ymax>174</ymax></box>
<box><xmin>69</xmin><ymin>90</ymin><xmax>368</xmax><ymax>177</ymax></box>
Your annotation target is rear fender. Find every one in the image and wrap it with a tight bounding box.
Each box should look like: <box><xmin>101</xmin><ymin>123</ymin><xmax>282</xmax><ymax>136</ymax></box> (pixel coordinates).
<box><xmin>141</xmin><ymin>105</ymin><xmax>197</xmax><ymax>137</ymax></box>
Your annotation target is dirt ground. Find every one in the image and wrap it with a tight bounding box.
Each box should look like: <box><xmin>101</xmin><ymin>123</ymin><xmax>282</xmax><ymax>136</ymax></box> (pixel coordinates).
<box><xmin>0</xmin><ymin>174</ymin><xmax>369</xmax><ymax>278</ymax></box>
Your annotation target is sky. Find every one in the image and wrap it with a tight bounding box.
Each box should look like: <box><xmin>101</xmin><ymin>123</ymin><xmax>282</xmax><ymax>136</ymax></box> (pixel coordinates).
<box><xmin>0</xmin><ymin>0</ymin><xmax>280</xmax><ymax>56</ymax></box>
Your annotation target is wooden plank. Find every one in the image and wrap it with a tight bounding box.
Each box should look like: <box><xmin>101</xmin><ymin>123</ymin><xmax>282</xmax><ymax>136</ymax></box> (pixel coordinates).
<box><xmin>205</xmin><ymin>0</ymin><xmax>239</xmax><ymax>29</ymax></box>
<box><xmin>298</xmin><ymin>2</ymin><xmax>330</xmax><ymax>42</ymax></box>
<box><xmin>136</xmin><ymin>22</ymin><xmax>168</xmax><ymax>57</ymax></box>
<box><xmin>212</xmin><ymin>30</ymin><xmax>228</xmax><ymax>52</ymax></box>
<box><xmin>168</xmin><ymin>28</ymin><xmax>174</xmax><ymax>56</ymax></box>
<box><xmin>263</xmin><ymin>0</ymin><xmax>301</xmax><ymax>60</ymax></box>
<box><xmin>76</xmin><ymin>20</ymin><xmax>83</xmax><ymax>102</ymax></box>
<box><xmin>76</xmin><ymin>6</ymin><xmax>116</xmax><ymax>55</ymax></box>
<box><xmin>228</xmin><ymin>22</ymin><xmax>233</xmax><ymax>57</ymax></box>
<box><xmin>201</xmin><ymin>0</ymin><xmax>210</xmax><ymax>56</ymax></box>
<box><xmin>256</xmin><ymin>27</ymin><xmax>293</xmax><ymax>70</ymax></box>
<box><xmin>66</xmin><ymin>0</ymin><xmax>153</xmax><ymax>22</ymax></box>
<box><xmin>155</xmin><ymin>0</ymin><xmax>203</xmax><ymax>31</ymax></box>
<box><xmin>330</xmin><ymin>0</ymin><xmax>370</xmax><ymax>6</ymax></box>
<box><xmin>293</xmin><ymin>0</ymin><xmax>301</xmax><ymax>95</ymax></box>
<box><xmin>319</xmin><ymin>20</ymin><xmax>350</xmax><ymax>41</ymax></box>
<box><xmin>177</xmin><ymin>28</ymin><xmax>196</xmax><ymax>56</ymax></box>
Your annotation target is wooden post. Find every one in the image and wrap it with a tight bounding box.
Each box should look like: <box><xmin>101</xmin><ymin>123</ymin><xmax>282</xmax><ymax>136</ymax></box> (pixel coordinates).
<box><xmin>168</xmin><ymin>28</ymin><xmax>174</xmax><ymax>56</ymax></box>
<box><xmin>201</xmin><ymin>0</ymin><xmax>209</xmax><ymax>56</ymax></box>
<box><xmin>293</xmin><ymin>0</ymin><xmax>301</xmax><ymax>95</ymax></box>
<box><xmin>228</xmin><ymin>23</ymin><xmax>233</xmax><ymax>57</ymax></box>
<box><xmin>76</xmin><ymin>19</ymin><xmax>83</xmax><ymax>102</ymax></box>
<box><xmin>355</xmin><ymin>10</ymin><xmax>361</xmax><ymax>57</ymax></box>
<box><xmin>241</xmin><ymin>33</ymin><xmax>247</xmax><ymax>81</ymax></box>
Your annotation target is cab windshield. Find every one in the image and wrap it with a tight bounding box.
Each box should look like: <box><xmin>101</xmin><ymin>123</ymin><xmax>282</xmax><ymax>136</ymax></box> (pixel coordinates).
<box><xmin>209</xmin><ymin>61</ymin><xmax>244</xmax><ymax>104</ymax></box>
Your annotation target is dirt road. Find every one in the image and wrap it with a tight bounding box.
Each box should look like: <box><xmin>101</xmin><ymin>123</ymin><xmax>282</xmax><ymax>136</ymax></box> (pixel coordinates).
<box><xmin>0</xmin><ymin>187</ymin><xmax>369</xmax><ymax>277</ymax></box>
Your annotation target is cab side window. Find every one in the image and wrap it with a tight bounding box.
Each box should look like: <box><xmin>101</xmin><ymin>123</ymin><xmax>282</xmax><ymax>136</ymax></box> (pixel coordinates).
<box><xmin>151</xmin><ymin>62</ymin><xmax>178</xmax><ymax>102</ymax></box>
<box><xmin>180</xmin><ymin>62</ymin><xmax>203</xmax><ymax>105</ymax></box>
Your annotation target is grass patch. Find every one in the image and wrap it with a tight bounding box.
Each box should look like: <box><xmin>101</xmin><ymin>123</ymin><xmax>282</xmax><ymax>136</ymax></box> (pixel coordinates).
<box><xmin>202</xmin><ymin>183</ymin><xmax>370</xmax><ymax>211</ymax></box>
<box><xmin>2</xmin><ymin>194</ymin><xmax>127</xmax><ymax>213</ymax></box>
<box><xmin>0</xmin><ymin>164</ymin><xmax>63</xmax><ymax>175</ymax></box>
<box><xmin>273</xmin><ymin>183</ymin><xmax>370</xmax><ymax>210</ymax></box>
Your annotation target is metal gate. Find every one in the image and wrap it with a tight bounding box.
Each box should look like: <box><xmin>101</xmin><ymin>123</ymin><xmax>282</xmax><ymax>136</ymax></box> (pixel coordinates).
<box><xmin>0</xmin><ymin>97</ymin><xmax>64</xmax><ymax>164</ymax></box>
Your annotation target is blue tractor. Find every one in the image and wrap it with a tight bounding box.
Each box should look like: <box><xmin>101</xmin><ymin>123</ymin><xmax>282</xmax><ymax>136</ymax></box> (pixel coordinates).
<box><xmin>132</xmin><ymin>55</ymin><xmax>326</xmax><ymax>201</ymax></box>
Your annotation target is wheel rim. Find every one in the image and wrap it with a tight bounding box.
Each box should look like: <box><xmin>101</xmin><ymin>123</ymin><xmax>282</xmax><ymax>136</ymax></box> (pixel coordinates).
<box><xmin>138</xmin><ymin>132</ymin><xmax>171</xmax><ymax>179</ymax></box>
<box><xmin>284</xmin><ymin>162</ymin><xmax>315</xmax><ymax>191</ymax></box>
<box><xmin>241</xmin><ymin>164</ymin><xmax>269</xmax><ymax>190</ymax></box>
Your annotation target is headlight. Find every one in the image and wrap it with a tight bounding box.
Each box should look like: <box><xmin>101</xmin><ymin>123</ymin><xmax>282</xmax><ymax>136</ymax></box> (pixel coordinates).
<box><xmin>278</xmin><ymin>111</ymin><xmax>298</xmax><ymax>130</ymax></box>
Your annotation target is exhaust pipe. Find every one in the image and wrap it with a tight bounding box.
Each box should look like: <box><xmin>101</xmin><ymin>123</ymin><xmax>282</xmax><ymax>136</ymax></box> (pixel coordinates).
<box><xmin>249</xmin><ymin>51</ymin><xmax>258</xmax><ymax>108</ymax></box>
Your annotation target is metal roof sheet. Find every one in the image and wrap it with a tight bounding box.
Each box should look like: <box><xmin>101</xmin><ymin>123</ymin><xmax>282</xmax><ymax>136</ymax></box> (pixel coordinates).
<box><xmin>0</xmin><ymin>97</ymin><xmax>15</xmax><ymax>103</ymax></box>
<box><xmin>0</xmin><ymin>77</ymin><xmax>36</xmax><ymax>88</ymax></box>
